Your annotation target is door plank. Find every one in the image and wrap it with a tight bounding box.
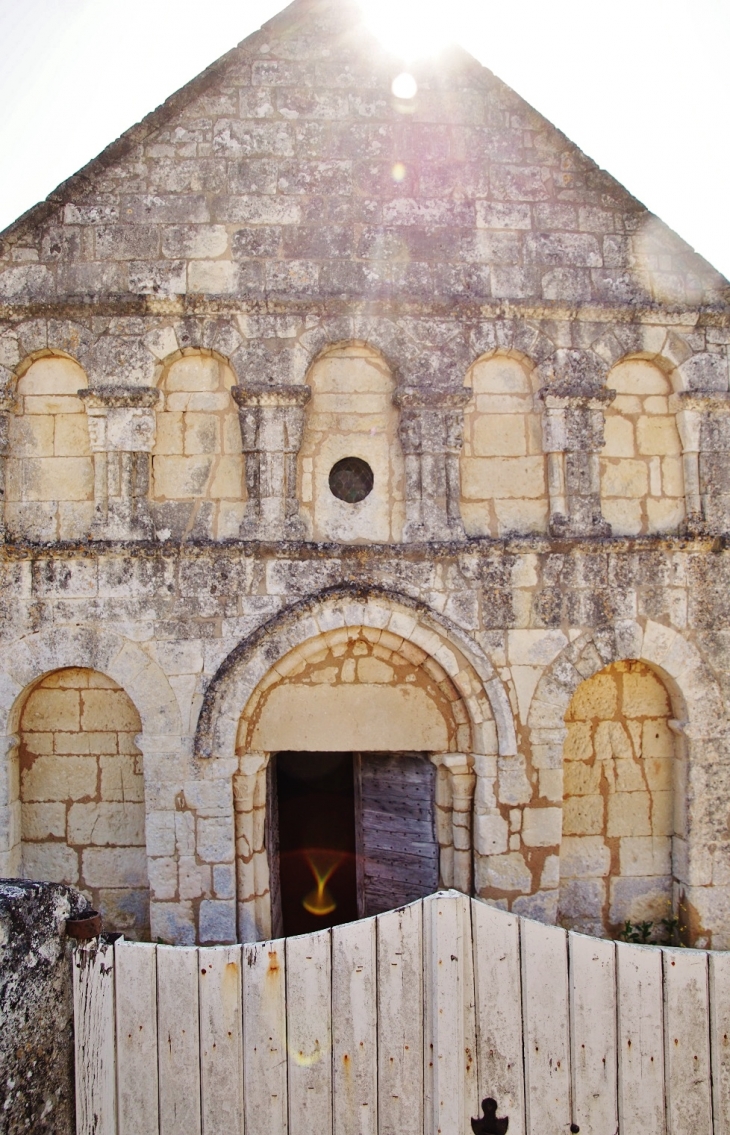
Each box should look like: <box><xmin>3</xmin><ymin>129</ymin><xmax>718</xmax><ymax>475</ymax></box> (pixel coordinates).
<box><xmin>569</xmin><ymin>933</ymin><xmax>617</xmax><ymax>1135</ymax></box>
<box><xmin>242</xmin><ymin>939</ymin><xmax>288</xmax><ymax>1135</ymax></box>
<box><xmin>199</xmin><ymin>946</ymin><xmax>244</xmax><ymax>1135</ymax></box>
<box><xmin>616</xmin><ymin>942</ymin><xmax>665</xmax><ymax>1135</ymax></box>
<box><xmin>709</xmin><ymin>951</ymin><xmax>730</xmax><ymax>1135</ymax></box>
<box><xmin>358</xmin><ymin>754</ymin><xmax>438</xmax><ymax>916</ymax></box>
<box><xmin>73</xmin><ymin>940</ymin><xmax>117</xmax><ymax>1135</ymax></box>
<box><xmin>377</xmin><ymin>900</ymin><xmax>424</xmax><ymax>1135</ymax></box>
<box><xmin>286</xmin><ymin>930</ymin><xmax>333</xmax><ymax>1135</ymax></box>
<box><xmin>663</xmin><ymin>948</ymin><xmax>711</xmax><ymax>1135</ymax></box>
<box><xmin>471</xmin><ymin>900</ymin><xmax>525</xmax><ymax>1135</ymax></box>
<box><xmin>521</xmin><ymin>919</ymin><xmax>571</xmax><ymax>1135</ymax></box>
<box><xmin>157</xmin><ymin>945</ymin><xmax>201</xmax><ymax>1135</ymax></box>
<box><xmin>115</xmin><ymin>941</ymin><xmax>159</xmax><ymax>1135</ymax></box>
<box><xmin>332</xmin><ymin>916</ymin><xmax>377</xmax><ymax>1135</ymax></box>
<box><xmin>423</xmin><ymin>891</ymin><xmax>477</xmax><ymax>1135</ymax></box>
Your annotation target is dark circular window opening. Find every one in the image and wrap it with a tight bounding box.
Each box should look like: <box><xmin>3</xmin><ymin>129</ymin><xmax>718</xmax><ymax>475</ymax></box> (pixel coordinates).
<box><xmin>329</xmin><ymin>457</ymin><xmax>374</xmax><ymax>504</ymax></box>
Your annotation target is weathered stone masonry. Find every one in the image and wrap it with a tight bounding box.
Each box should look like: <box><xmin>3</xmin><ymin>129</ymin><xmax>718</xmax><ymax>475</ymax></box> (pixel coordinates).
<box><xmin>2</xmin><ymin>0</ymin><xmax>730</xmax><ymax>947</ymax></box>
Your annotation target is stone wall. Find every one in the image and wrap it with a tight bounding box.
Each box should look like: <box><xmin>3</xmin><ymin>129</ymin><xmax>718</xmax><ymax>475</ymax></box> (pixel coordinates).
<box><xmin>18</xmin><ymin>668</ymin><xmax>149</xmax><ymax>939</ymax></box>
<box><xmin>0</xmin><ymin>0</ymin><xmax>728</xmax><ymax>950</ymax></box>
<box><xmin>0</xmin><ymin>880</ymin><xmax>89</xmax><ymax>1135</ymax></box>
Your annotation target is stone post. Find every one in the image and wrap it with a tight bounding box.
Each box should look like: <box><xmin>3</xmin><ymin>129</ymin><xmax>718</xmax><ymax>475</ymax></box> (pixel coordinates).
<box><xmin>430</xmin><ymin>753</ymin><xmax>475</xmax><ymax>894</ymax></box>
<box><xmin>0</xmin><ymin>733</ymin><xmax>20</xmax><ymax>878</ymax></box>
<box><xmin>80</xmin><ymin>387</ymin><xmax>159</xmax><ymax>539</ymax></box>
<box><xmin>0</xmin><ymin>395</ymin><xmax>17</xmax><ymax>541</ymax></box>
<box><xmin>395</xmin><ymin>389</ymin><xmax>470</xmax><ymax>541</ymax></box>
<box><xmin>540</xmin><ymin>383</ymin><xmax>615</xmax><ymax>536</ymax></box>
<box><xmin>233</xmin><ymin>752</ymin><xmax>270</xmax><ymax>943</ymax></box>
<box><xmin>670</xmin><ymin>391</ymin><xmax>730</xmax><ymax>533</ymax></box>
<box><xmin>232</xmin><ymin>385</ymin><xmax>311</xmax><ymax>540</ymax></box>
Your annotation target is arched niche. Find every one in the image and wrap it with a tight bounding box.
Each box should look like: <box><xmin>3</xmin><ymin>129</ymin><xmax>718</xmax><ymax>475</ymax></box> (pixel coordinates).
<box><xmin>18</xmin><ymin>667</ymin><xmax>149</xmax><ymax>939</ymax></box>
<box><xmin>558</xmin><ymin>660</ymin><xmax>677</xmax><ymax>939</ymax></box>
<box><xmin>601</xmin><ymin>358</ymin><xmax>685</xmax><ymax>535</ymax></box>
<box><xmin>7</xmin><ymin>355</ymin><xmax>94</xmax><ymax>541</ymax></box>
<box><xmin>460</xmin><ymin>353</ymin><xmax>547</xmax><ymax>537</ymax></box>
<box><xmin>151</xmin><ymin>351</ymin><xmax>245</xmax><ymax>539</ymax></box>
<box><xmin>298</xmin><ymin>343</ymin><xmax>405</xmax><ymax>542</ymax></box>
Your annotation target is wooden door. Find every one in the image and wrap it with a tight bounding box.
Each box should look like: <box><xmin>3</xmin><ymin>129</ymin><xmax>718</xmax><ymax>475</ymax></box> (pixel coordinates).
<box><xmin>355</xmin><ymin>752</ymin><xmax>439</xmax><ymax>918</ymax></box>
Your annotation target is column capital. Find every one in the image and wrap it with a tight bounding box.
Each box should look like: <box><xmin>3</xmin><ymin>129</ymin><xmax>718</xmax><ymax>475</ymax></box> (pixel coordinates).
<box><xmin>231</xmin><ymin>384</ymin><xmax>311</xmax><ymax>408</ymax></box>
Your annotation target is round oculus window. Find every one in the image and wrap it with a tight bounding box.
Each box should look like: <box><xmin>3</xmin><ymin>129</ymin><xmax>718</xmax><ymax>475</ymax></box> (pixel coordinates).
<box><xmin>328</xmin><ymin>457</ymin><xmax>374</xmax><ymax>504</ymax></box>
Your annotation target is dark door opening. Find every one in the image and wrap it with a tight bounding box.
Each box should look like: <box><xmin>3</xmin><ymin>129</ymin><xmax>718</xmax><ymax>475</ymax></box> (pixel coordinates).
<box><xmin>271</xmin><ymin>751</ymin><xmax>358</xmax><ymax>937</ymax></box>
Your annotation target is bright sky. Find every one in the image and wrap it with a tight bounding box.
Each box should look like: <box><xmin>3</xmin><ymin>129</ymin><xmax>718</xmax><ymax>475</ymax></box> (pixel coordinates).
<box><xmin>1</xmin><ymin>0</ymin><xmax>728</xmax><ymax>280</ymax></box>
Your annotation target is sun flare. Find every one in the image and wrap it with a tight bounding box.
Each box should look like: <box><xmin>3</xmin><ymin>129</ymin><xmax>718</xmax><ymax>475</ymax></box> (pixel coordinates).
<box><xmin>358</xmin><ymin>0</ymin><xmax>463</xmax><ymax>62</ymax></box>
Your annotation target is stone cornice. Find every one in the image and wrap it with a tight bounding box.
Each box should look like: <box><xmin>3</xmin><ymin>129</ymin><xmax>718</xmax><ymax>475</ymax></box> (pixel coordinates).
<box><xmin>78</xmin><ymin>387</ymin><xmax>160</xmax><ymax>410</ymax></box>
<box><xmin>231</xmin><ymin>384</ymin><xmax>311</xmax><ymax>408</ymax></box>
<box><xmin>1</xmin><ymin>295</ymin><xmax>730</xmax><ymax>327</ymax></box>
<box><xmin>394</xmin><ymin>389</ymin><xmax>472</xmax><ymax>410</ymax></box>
<box><xmin>669</xmin><ymin>391</ymin><xmax>730</xmax><ymax>413</ymax></box>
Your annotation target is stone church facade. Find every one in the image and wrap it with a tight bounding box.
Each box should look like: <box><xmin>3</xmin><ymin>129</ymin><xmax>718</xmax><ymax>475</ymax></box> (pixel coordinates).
<box><xmin>1</xmin><ymin>0</ymin><xmax>730</xmax><ymax>947</ymax></box>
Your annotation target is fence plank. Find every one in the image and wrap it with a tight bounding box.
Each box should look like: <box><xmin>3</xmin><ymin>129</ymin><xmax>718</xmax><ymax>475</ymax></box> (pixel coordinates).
<box><xmin>521</xmin><ymin>919</ymin><xmax>571</xmax><ymax>1135</ymax></box>
<box><xmin>157</xmin><ymin>946</ymin><xmax>201</xmax><ymax>1135</ymax></box>
<box><xmin>115</xmin><ymin>941</ymin><xmax>159</xmax><ymax>1135</ymax></box>
<box><xmin>286</xmin><ymin>931</ymin><xmax>333</xmax><ymax>1135</ymax></box>
<box><xmin>332</xmin><ymin>917</ymin><xmax>377</xmax><ymax>1135</ymax></box>
<box><xmin>709</xmin><ymin>951</ymin><xmax>730</xmax><ymax>1135</ymax></box>
<box><xmin>74</xmin><ymin>941</ymin><xmax>117</xmax><ymax>1135</ymax></box>
<box><xmin>199</xmin><ymin>946</ymin><xmax>244</xmax><ymax>1135</ymax></box>
<box><xmin>617</xmin><ymin>942</ymin><xmax>665</xmax><ymax>1135</ymax></box>
<box><xmin>242</xmin><ymin>939</ymin><xmax>288</xmax><ymax>1135</ymax></box>
<box><xmin>568</xmin><ymin>933</ymin><xmax>617</xmax><ymax>1135</ymax></box>
<box><xmin>471</xmin><ymin>900</ymin><xmax>525</xmax><ymax>1135</ymax></box>
<box><xmin>423</xmin><ymin>891</ymin><xmax>476</xmax><ymax>1135</ymax></box>
<box><xmin>377</xmin><ymin>900</ymin><xmax>424</xmax><ymax>1135</ymax></box>
<box><xmin>663</xmin><ymin>948</ymin><xmax>711</xmax><ymax>1135</ymax></box>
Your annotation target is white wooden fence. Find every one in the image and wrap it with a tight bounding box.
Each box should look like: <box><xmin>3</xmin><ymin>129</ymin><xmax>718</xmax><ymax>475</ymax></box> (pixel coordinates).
<box><xmin>73</xmin><ymin>890</ymin><xmax>730</xmax><ymax>1135</ymax></box>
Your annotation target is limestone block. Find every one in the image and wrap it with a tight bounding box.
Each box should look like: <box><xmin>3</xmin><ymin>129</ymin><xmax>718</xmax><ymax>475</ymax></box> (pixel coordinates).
<box><xmin>146</xmin><ymin>811</ymin><xmax>176</xmax><ymax>857</ymax></box>
<box><xmin>494</xmin><ymin>499</ymin><xmax>549</xmax><ymax>535</ymax></box>
<box><xmin>67</xmin><ymin>802</ymin><xmax>146</xmax><ymax>846</ymax></box>
<box><xmin>475</xmin><ymin>812</ymin><xmax>509</xmax><ymax>856</ymax></box>
<box><xmin>199</xmin><ymin>899</ymin><xmax>236</xmax><ymax>944</ymax></box>
<box><xmin>81</xmin><ymin>689</ymin><xmax>141</xmax><ymax>731</ymax></box>
<box><xmin>560</xmin><ymin>835</ymin><xmax>611</xmax><ymax>878</ymax></box>
<box><xmin>22</xmin><ymin>689</ymin><xmax>80</xmax><ymax>732</ymax></box>
<box><xmin>462</xmin><ymin>456</ymin><xmax>546</xmax><ymax>500</ymax></box>
<box><xmin>21</xmin><ymin>755</ymin><xmax>98</xmax><ymax>802</ymax></box>
<box><xmin>619</xmin><ymin>836</ymin><xmax>671</xmax><ymax>877</ymax></box>
<box><xmin>100</xmin><ymin>754</ymin><xmax>145</xmax><ymax>802</ymax></box>
<box><xmin>557</xmin><ymin>878</ymin><xmax>605</xmax><ymax>936</ymax></box>
<box><xmin>479</xmin><ymin>850</ymin><xmax>532</xmax><ymax>893</ymax></box>
<box><xmin>563</xmin><ymin>794</ymin><xmax>604</xmax><ymax>835</ymax></box>
<box><xmin>9</xmin><ymin>414</ymin><xmax>54</xmax><ymax>456</ymax></box>
<box><xmin>601</xmin><ymin>459</ymin><xmax>649</xmax><ymax>498</ymax></box>
<box><xmin>213</xmin><ymin>863</ymin><xmax>235</xmax><ymax>900</ymax></box>
<box><xmin>563</xmin><ymin>760</ymin><xmax>602</xmax><ymax>796</ymax></box>
<box><xmin>508</xmin><ymin>629</ymin><xmax>568</xmax><ymax>667</ymax></box>
<box><xmin>606</xmin><ymin>791</ymin><xmax>651</xmax><ymax>837</ymax></box>
<box><xmin>602</xmin><ymin>498</ymin><xmax>642</xmax><ymax>535</ymax></box>
<box><xmin>20</xmin><ymin>801</ymin><xmax>66</xmax><ymax>840</ymax></box>
<box><xmin>148</xmin><ymin>856</ymin><xmax>178</xmax><ymax>900</ymax></box>
<box><xmin>608</xmin><ymin>875</ymin><xmax>672</xmax><ymax>926</ymax></box>
<box><xmin>541</xmin><ymin>855</ymin><xmax>560</xmax><ymax>887</ymax></box>
<box><xmin>623</xmin><ymin>672</ymin><xmax>670</xmax><ymax>717</ymax></box>
<box><xmin>472</xmin><ymin>415</ymin><xmax>527</xmax><ymax>457</ymax></box>
<box><xmin>22</xmin><ymin>842</ymin><xmax>79</xmax><ymax>884</ymax></box>
<box><xmin>150</xmin><ymin>901</ymin><xmax>196</xmax><ymax>946</ymax></box>
<box><xmin>23</xmin><ymin>395</ymin><xmax>85</xmax><ymax>416</ymax></box>
<box><xmin>636</xmin><ymin>415</ymin><xmax>682</xmax><ymax>456</ymax></box>
<box><xmin>154</xmin><ymin>454</ymin><xmax>214</xmax><ymax>498</ymax></box>
<box><xmin>563</xmin><ymin>721</ymin><xmax>593</xmax><ymax>761</ymax></box>
<box><xmin>568</xmin><ymin>673</ymin><xmax>617</xmax><ymax>721</ymax></box>
<box><xmin>82</xmin><ymin>846</ymin><xmax>148</xmax><ymax>888</ymax></box>
<box><xmin>603</xmin><ymin>416</ymin><xmax>635</xmax><ymax>458</ymax></box>
<box><xmin>54</xmin><ymin>413</ymin><xmax>91</xmax><ymax>456</ymax></box>
<box><xmin>522</xmin><ymin>806</ymin><xmax>562</xmax><ymax>847</ymax></box>
<box><xmin>538</xmin><ymin>769</ymin><xmax>563</xmax><ymax>802</ymax></box>
<box><xmin>197</xmin><ymin>816</ymin><xmax>235</xmax><ymax>863</ymax></box>
<box><xmin>18</xmin><ymin>357</ymin><xmax>87</xmax><ymax>395</ymax></box>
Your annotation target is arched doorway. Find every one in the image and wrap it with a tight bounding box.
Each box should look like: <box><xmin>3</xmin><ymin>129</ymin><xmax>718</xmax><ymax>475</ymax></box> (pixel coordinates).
<box><xmin>234</xmin><ymin>623</ymin><xmax>477</xmax><ymax>939</ymax></box>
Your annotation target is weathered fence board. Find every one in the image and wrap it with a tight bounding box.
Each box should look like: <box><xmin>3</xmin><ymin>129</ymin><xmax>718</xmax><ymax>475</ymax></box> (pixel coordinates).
<box><xmin>157</xmin><ymin>946</ymin><xmax>201</xmax><ymax>1135</ymax></box>
<box><xmin>617</xmin><ymin>942</ymin><xmax>665</xmax><ymax>1135</ymax></box>
<box><xmin>74</xmin><ymin>940</ymin><xmax>117</xmax><ymax>1135</ymax></box>
<box><xmin>115</xmin><ymin>940</ymin><xmax>159</xmax><ymax>1135</ymax></box>
<box><xmin>73</xmin><ymin>893</ymin><xmax>730</xmax><ymax>1135</ymax></box>
<box><xmin>568</xmin><ymin>933</ymin><xmax>617</xmax><ymax>1135</ymax></box>
<box><xmin>376</xmin><ymin>900</ymin><xmax>424</xmax><ymax>1135</ymax></box>
<box><xmin>332</xmin><ymin>917</ymin><xmax>377</xmax><ymax>1135</ymax></box>
<box><xmin>285</xmin><ymin>931</ymin><xmax>332</xmax><ymax>1135</ymax></box>
<box><xmin>710</xmin><ymin>951</ymin><xmax>730</xmax><ymax>1135</ymax></box>
<box><xmin>242</xmin><ymin>938</ymin><xmax>288</xmax><ymax>1135</ymax></box>
<box><xmin>199</xmin><ymin>946</ymin><xmax>244</xmax><ymax>1135</ymax></box>
<box><xmin>471</xmin><ymin>900</ymin><xmax>525</xmax><ymax>1135</ymax></box>
<box><xmin>663</xmin><ymin>947</ymin><xmax>712</xmax><ymax>1135</ymax></box>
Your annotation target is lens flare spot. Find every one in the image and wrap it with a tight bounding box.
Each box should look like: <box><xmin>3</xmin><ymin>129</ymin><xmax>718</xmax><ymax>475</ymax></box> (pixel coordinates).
<box><xmin>392</xmin><ymin>72</ymin><xmax>418</xmax><ymax>99</ymax></box>
<box><xmin>392</xmin><ymin>162</ymin><xmax>407</xmax><ymax>183</ymax></box>
<box><xmin>302</xmin><ymin>850</ymin><xmax>342</xmax><ymax>916</ymax></box>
